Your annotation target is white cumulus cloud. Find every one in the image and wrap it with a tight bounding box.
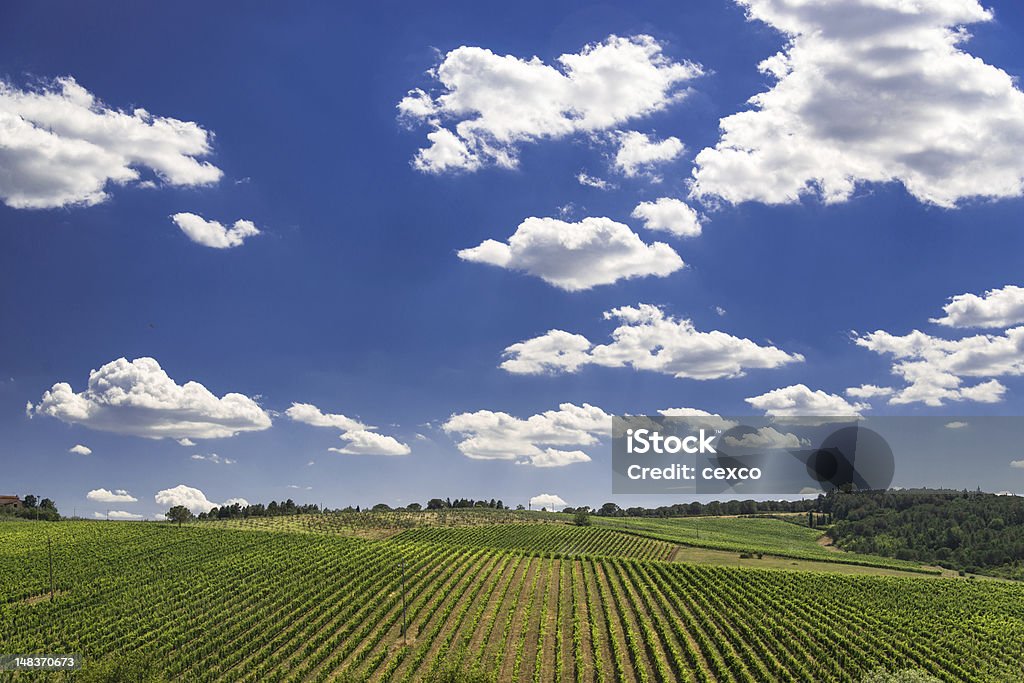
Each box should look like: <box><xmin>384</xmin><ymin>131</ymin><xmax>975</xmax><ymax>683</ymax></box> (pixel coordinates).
<box><xmin>931</xmin><ymin>285</ymin><xmax>1024</xmax><ymax>328</ymax></box>
<box><xmin>399</xmin><ymin>36</ymin><xmax>701</xmax><ymax>172</ymax></box>
<box><xmin>529</xmin><ymin>493</ymin><xmax>567</xmax><ymax>510</ymax></box>
<box><xmin>613</xmin><ymin>131</ymin><xmax>684</xmax><ymax>177</ymax></box>
<box><xmin>86</xmin><ymin>488</ymin><xmax>138</xmax><ymax>503</ymax></box>
<box><xmin>288</xmin><ymin>401</ymin><xmax>409</xmax><ymax>455</ymax></box>
<box><xmin>31</xmin><ymin>357</ymin><xmax>271</xmax><ymax>439</ymax></box>
<box><xmin>443</xmin><ymin>402</ymin><xmax>609</xmax><ymax>467</ymax></box>
<box><xmin>223</xmin><ymin>497</ymin><xmax>249</xmax><ymax>507</ymax></box>
<box><xmin>631</xmin><ymin>198</ymin><xmax>702</xmax><ymax>237</ymax></box>
<box><xmin>328</xmin><ymin>430</ymin><xmax>411</xmax><ymax>456</ymax></box>
<box><xmin>746</xmin><ymin>384</ymin><xmax>867</xmax><ymax>417</ymax></box>
<box><xmin>68</xmin><ymin>444</ymin><xmax>92</xmax><ymax>455</ymax></box>
<box><xmin>458</xmin><ymin>217</ymin><xmax>683</xmax><ymax>291</ymax></box>
<box><xmin>657</xmin><ymin>408</ymin><xmax>739</xmax><ymax>432</ymax></box>
<box><xmin>501</xmin><ymin>304</ymin><xmax>802</xmax><ymax>379</ymax></box>
<box><xmin>0</xmin><ymin>76</ymin><xmax>221</xmax><ymax>209</ymax></box>
<box><xmin>691</xmin><ymin>0</ymin><xmax>1024</xmax><ymax>208</ymax></box>
<box><xmin>845</xmin><ymin>384</ymin><xmax>894</xmax><ymax>399</ymax></box>
<box><xmin>171</xmin><ymin>213</ymin><xmax>260</xmax><ymax>249</ymax></box>
<box><xmin>856</xmin><ymin>327</ymin><xmax>1020</xmax><ymax>405</ymax></box>
<box><xmin>155</xmin><ymin>484</ymin><xmax>217</xmax><ymax>514</ymax></box>
<box><xmin>286</xmin><ymin>403</ymin><xmax>368</xmax><ymax>431</ymax></box>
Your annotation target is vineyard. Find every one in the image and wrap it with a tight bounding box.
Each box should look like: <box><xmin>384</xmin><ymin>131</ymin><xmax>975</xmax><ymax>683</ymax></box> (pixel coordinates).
<box><xmin>595</xmin><ymin>517</ymin><xmax>937</xmax><ymax>574</ymax></box>
<box><xmin>2</xmin><ymin>520</ymin><xmax>1023</xmax><ymax>681</ymax></box>
<box><xmin>393</xmin><ymin>525</ymin><xmax>674</xmax><ymax>560</ymax></box>
<box><xmin>200</xmin><ymin>509</ymin><xmax>559</xmax><ymax>539</ymax></box>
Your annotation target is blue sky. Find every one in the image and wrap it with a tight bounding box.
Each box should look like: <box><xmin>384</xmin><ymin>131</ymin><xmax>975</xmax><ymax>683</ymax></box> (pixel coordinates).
<box><xmin>3</xmin><ymin>0</ymin><xmax>1024</xmax><ymax>518</ymax></box>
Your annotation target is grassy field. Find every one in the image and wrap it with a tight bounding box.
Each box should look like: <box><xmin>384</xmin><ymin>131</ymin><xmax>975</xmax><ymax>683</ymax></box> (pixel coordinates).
<box><xmin>2</xmin><ymin>520</ymin><xmax>1023</xmax><ymax>681</ymax></box>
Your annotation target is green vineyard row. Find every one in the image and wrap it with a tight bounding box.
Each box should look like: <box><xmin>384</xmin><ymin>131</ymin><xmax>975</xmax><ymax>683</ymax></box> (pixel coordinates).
<box><xmin>2</xmin><ymin>522</ymin><xmax>1021</xmax><ymax>681</ymax></box>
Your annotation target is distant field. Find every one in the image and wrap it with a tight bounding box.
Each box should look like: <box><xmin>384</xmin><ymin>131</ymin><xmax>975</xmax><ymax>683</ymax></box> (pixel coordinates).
<box><xmin>200</xmin><ymin>509</ymin><xmax>558</xmax><ymax>538</ymax></box>
<box><xmin>594</xmin><ymin>516</ymin><xmax>938</xmax><ymax>574</ymax></box>
<box><xmin>204</xmin><ymin>511</ymin><xmax>939</xmax><ymax>573</ymax></box>
<box><xmin>3</xmin><ymin>520</ymin><xmax>1023</xmax><ymax>681</ymax></box>
<box><xmin>393</xmin><ymin>524</ymin><xmax>674</xmax><ymax>561</ymax></box>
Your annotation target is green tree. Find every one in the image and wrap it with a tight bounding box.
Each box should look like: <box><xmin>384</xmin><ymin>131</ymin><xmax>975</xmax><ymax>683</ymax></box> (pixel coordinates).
<box><xmin>165</xmin><ymin>505</ymin><xmax>194</xmax><ymax>527</ymax></box>
<box><xmin>573</xmin><ymin>510</ymin><xmax>592</xmax><ymax>527</ymax></box>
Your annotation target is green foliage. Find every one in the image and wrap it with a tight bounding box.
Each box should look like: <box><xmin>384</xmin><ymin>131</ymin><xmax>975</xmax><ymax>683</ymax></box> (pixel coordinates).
<box><xmin>1</xmin><ymin>520</ymin><xmax>1022</xmax><ymax>681</ymax></box>
<box><xmin>0</xmin><ymin>493</ymin><xmax>60</xmax><ymax>520</ymax></box>
<box><xmin>594</xmin><ymin>515</ymin><xmax>935</xmax><ymax>572</ymax></box>
<box><xmin>75</xmin><ymin>653</ymin><xmax>168</xmax><ymax>682</ymax></box>
<box><xmin>861</xmin><ymin>669</ymin><xmax>941</xmax><ymax>683</ymax></box>
<box><xmin>825</xmin><ymin>490</ymin><xmax>1024</xmax><ymax>578</ymax></box>
<box><xmin>572</xmin><ymin>510</ymin><xmax>591</xmax><ymax>527</ymax></box>
<box><xmin>164</xmin><ymin>505</ymin><xmax>194</xmax><ymax>526</ymax></box>
<box><xmin>393</xmin><ymin>524</ymin><xmax>672</xmax><ymax>560</ymax></box>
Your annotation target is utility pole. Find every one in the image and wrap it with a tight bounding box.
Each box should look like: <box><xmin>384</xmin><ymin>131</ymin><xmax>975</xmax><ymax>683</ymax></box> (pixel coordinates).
<box><xmin>400</xmin><ymin>561</ymin><xmax>408</xmax><ymax>645</ymax></box>
<box><xmin>47</xmin><ymin>536</ymin><xmax>54</xmax><ymax>601</ymax></box>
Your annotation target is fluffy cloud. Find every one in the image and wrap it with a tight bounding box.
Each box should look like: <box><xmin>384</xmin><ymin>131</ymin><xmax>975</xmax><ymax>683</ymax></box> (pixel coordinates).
<box><xmin>155</xmin><ymin>484</ymin><xmax>217</xmax><ymax>514</ymax></box>
<box><xmin>171</xmin><ymin>213</ymin><xmax>260</xmax><ymax>249</ymax></box>
<box><xmin>286</xmin><ymin>403</ymin><xmax>368</xmax><ymax>431</ymax></box>
<box><xmin>845</xmin><ymin>384</ymin><xmax>894</xmax><ymax>399</ymax></box>
<box><xmin>524</xmin><ymin>449</ymin><xmax>592</xmax><ymax>468</ymax></box>
<box><xmin>458</xmin><ymin>217</ymin><xmax>683</xmax><ymax>291</ymax></box>
<box><xmin>529</xmin><ymin>493</ymin><xmax>567</xmax><ymax>510</ymax></box>
<box><xmin>190</xmin><ymin>453</ymin><xmax>236</xmax><ymax>465</ymax></box>
<box><xmin>631</xmin><ymin>198</ymin><xmax>702</xmax><ymax>238</ymax></box>
<box><xmin>945</xmin><ymin>421</ymin><xmax>969</xmax><ymax>429</ymax></box>
<box><xmin>31</xmin><ymin>357</ymin><xmax>271</xmax><ymax>439</ymax></box>
<box><xmin>723</xmin><ymin>427</ymin><xmax>807</xmax><ymax>449</ymax></box>
<box><xmin>658</xmin><ymin>408</ymin><xmax>738</xmax><ymax>431</ymax></box>
<box><xmin>288</xmin><ymin>401</ymin><xmax>409</xmax><ymax>456</ymax></box>
<box><xmin>328</xmin><ymin>430</ymin><xmax>411</xmax><ymax>456</ymax></box>
<box><xmin>399</xmin><ymin>36</ymin><xmax>701</xmax><ymax>172</ymax></box>
<box><xmin>502</xmin><ymin>304</ymin><xmax>802</xmax><ymax>379</ymax></box>
<box><xmin>1011</xmin><ymin>460</ymin><xmax>1024</xmax><ymax>469</ymax></box>
<box><xmin>613</xmin><ymin>131</ymin><xmax>684</xmax><ymax>177</ymax></box>
<box><xmin>177</xmin><ymin>438</ymin><xmax>196</xmax><ymax>447</ymax></box>
<box><xmin>442</xmin><ymin>402</ymin><xmax>609</xmax><ymax>467</ymax></box>
<box><xmin>856</xmin><ymin>327</ymin><xmax>1020</xmax><ymax>405</ymax></box>
<box><xmin>223</xmin><ymin>497</ymin><xmax>249</xmax><ymax>507</ymax></box>
<box><xmin>94</xmin><ymin>510</ymin><xmax>142</xmax><ymax>520</ymax></box>
<box><xmin>931</xmin><ymin>285</ymin><xmax>1024</xmax><ymax>328</ymax></box>
<box><xmin>746</xmin><ymin>384</ymin><xmax>867</xmax><ymax>416</ymax></box>
<box><xmin>68</xmin><ymin>444</ymin><xmax>92</xmax><ymax>455</ymax></box>
<box><xmin>691</xmin><ymin>0</ymin><xmax>1024</xmax><ymax>207</ymax></box>
<box><xmin>0</xmin><ymin>76</ymin><xmax>221</xmax><ymax>209</ymax></box>
<box><xmin>86</xmin><ymin>488</ymin><xmax>138</xmax><ymax>503</ymax></box>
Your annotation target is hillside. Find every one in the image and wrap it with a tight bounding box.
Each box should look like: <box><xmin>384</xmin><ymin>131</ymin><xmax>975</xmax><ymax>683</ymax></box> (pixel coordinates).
<box><xmin>824</xmin><ymin>490</ymin><xmax>1024</xmax><ymax>580</ymax></box>
<box><xmin>3</xmin><ymin>520</ymin><xmax>1023</xmax><ymax>681</ymax></box>
<box><xmin>592</xmin><ymin>515</ymin><xmax>937</xmax><ymax>574</ymax></box>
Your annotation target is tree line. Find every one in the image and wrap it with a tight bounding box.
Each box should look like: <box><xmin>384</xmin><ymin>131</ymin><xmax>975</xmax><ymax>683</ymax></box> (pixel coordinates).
<box><xmin>566</xmin><ymin>498</ymin><xmax>819</xmax><ymax>518</ymax></box>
